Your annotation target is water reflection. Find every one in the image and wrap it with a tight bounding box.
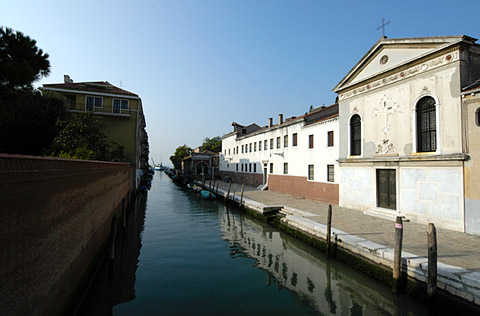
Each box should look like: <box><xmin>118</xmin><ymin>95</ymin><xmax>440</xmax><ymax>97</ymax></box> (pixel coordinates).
<box><xmin>219</xmin><ymin>206</ymin><xmax>425</xmax><ymax>316</ymax></box>
<box><xmin>76</xmin><ymin>192</ymin><xmax>147</xmax><ymax>316</ymax></box>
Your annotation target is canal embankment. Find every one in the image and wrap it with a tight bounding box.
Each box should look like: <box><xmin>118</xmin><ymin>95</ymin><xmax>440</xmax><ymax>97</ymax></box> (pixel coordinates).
<box><xmin>0</xmin><ymin>154</ymin><xmax>136</xmax><ymax>316</ymax></box>
<box><xmin>197</xmin><ymin>179</ymin><xmax>480</xmax><ymax>312</ymax></box>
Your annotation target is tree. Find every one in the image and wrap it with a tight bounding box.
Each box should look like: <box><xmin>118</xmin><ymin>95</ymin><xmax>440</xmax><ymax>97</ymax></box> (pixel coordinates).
<box><xmin>0</xmin><ymin>27</ymin><xmax>50</xmax><ymax>91</ymax></box>
<box><xmin>49</xmin><ymin>112</ymin><xmax>125</xmax><ymax>161</ymax></box>
<box><xmin>0</xmin><ymin>27</ymin><xmax>65</xmax><ymax>156</ymax></box>
<box><xmin>170</xmin><ymin>145</ymin><xmax>192</xmax><ymax>170</ymax></box>
<box><xmin>200</xmin><ymin>136</ymin><xmax>221</xmax><ymax>153</ymax></box>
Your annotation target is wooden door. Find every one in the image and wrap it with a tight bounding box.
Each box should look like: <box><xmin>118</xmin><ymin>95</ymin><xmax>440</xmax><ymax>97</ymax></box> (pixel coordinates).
<box><xmin>377</xmin><ymin>169</ymin><xmax>396</xmax><ymax>210</ymax></box>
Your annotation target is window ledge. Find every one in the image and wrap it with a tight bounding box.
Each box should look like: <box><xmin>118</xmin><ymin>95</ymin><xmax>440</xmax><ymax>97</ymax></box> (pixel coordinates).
<box><xmin>338</xmin><ymin>153</ymin><xmax>467</xmax><ymax>163</ymax></box>
<box><xmin>68</xmin><ymin>109</ymin><xmax>131</xmax><ymax>117</ymax></box>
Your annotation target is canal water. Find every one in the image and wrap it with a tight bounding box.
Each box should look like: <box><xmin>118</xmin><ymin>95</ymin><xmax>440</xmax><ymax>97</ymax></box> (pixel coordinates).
<box><xmin>78</xmin><ymin>171</ymin><xmax>432</xmax><ymax>315</ymax></box>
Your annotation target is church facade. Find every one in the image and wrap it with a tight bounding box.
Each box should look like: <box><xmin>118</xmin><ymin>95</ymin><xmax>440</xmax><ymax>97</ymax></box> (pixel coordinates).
<box><xmin>334</xmin><ymin>36</ymin><xmax>480</xmax><ymax>232</ymax></box>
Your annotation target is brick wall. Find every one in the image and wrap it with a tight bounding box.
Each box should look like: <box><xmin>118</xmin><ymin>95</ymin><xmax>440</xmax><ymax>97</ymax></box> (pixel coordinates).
<box><xmin>0</xmin><ymin>154</ymin><xmax>132</xmax><ymax>316</ymax></box>
<box><xmin>220</xmin><ymin>171</ymin><xmax>264</xmax><ymax>188</ymax></box>
<box><xmin>268</xmin><ymin>174</ymin><xmax>339</xmax><ymax>205</ymax></box>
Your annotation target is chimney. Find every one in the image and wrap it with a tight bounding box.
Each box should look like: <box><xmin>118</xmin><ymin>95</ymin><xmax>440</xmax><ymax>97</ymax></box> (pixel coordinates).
<box><xmin>278</xmin><ymin>114</ymin><xmax>283</xmax><ymax>125</ymax></box>
<box><xmin>64</xmin><ymin>75</ymin><xmax>73</xmax><ymax>83</ymax></box>
<box><xmin>268</xmin><ymin>118</ymin><xmax>273</xmax><ymax>128</ymax></box>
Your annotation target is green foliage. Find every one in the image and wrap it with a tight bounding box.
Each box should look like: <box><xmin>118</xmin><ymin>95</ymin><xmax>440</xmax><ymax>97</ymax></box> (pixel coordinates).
<box><xmin>54</xmin><ymin>144</ymin><xmax>96</xmax><ymax>160</ymax></box>
<box><xmin>170</xmin><ymin>144</ymin><xmax>192</xmax><ymax>170</ymax></box>
<box><xmin>0</xmin><ymin>27</ymin><xmax>50</xmax><ymax>91</ymax></box>
<box><xmin>0</xmin><ymin>90</ymin><xmax>67</xmax><ymax>155</ymax></box>
<box><xmin>49</xmin><ymin>112</ymin><xmax>125</xmax><ymax>161</ymax></box>
<box><xmin>200</xmin><ymin>136</ymin><xmax>221</xmax><ymax>153</ymax></box>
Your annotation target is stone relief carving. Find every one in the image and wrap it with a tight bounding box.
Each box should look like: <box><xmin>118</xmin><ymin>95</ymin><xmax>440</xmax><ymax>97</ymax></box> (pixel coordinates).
<box><xmin>375</xmin><ymin>138</ymin><xmax>397</xmax><ymax>155</ymax></box>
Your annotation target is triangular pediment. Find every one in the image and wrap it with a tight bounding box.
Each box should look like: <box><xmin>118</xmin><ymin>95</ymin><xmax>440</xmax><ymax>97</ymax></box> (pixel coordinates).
<box><xmin>333</xmin><ymin>35</ymin><xmax>476</xmax><ymax>93</ymax></box>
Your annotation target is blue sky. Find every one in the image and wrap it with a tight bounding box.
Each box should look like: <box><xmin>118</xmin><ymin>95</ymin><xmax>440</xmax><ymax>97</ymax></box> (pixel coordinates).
<box><xmin>2</xmin><ymin>0</ymin><xmax>479</xmax><ymax>166</ymax></box>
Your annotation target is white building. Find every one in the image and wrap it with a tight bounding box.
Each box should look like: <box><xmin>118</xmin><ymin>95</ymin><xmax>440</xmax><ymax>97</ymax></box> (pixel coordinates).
<box><xmin>334</xmin><ymin>35</ymin><xmax>480</xmax><ymax>232</ymax></box>
<box><xmin>220</xmin><ymin>105</ymin><xmax>339</xmax><ymax>205</ymax></box>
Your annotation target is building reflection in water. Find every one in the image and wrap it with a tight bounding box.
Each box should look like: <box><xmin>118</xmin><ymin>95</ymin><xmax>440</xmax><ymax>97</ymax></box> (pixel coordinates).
<box><xmin>76</xmin><ymin>192</ymin><xmax>148</xmax><ymax>316</ymax></box>
<box><xmin>219</xmin><ymin>205</ymin><xmax>417</xmax><ymax>316</ymax></box>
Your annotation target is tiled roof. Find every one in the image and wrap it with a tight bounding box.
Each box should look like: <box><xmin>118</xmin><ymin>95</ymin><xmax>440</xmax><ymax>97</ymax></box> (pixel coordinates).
<box><xmin>42</xmin><ymin>81</ymin><xmax>138</xmax><ymax>96</ymax></box>
<box><xmin>304</xmin><ymin>103</ymin><xmax>339</xmax><ymax>126</ymax></box>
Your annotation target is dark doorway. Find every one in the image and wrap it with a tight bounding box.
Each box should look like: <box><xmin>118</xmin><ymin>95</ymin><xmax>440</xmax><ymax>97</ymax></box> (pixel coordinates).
<box><xmin>376</xmin><ymin>169</ymin><xmax>396</xmax><ymax>210</ymax></box>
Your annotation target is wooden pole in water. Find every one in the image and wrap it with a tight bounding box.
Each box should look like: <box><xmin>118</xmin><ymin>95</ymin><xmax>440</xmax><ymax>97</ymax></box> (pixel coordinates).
<box><xmin>226</xmin><ymin>182</ymin><xmax>232</xmax><ymax>202</ymax></box>
<box><xmin>392</xmin><ymin>216</ymin><xmax>403</xmax><ymax>294</ymax></box>
<box><xmin>326</xmin><ymin>204</ymin><xmax>332</xmax><ymax>257</ymax></box>
<box><xmin>240</xmin><ymin>183</ymin><xmax>245</xmax><ymax>209</ymax></box>
<box><xmin>427</xmin><ymin>223</ymin><xmax>437</xmax><ymax>300</ymax></box>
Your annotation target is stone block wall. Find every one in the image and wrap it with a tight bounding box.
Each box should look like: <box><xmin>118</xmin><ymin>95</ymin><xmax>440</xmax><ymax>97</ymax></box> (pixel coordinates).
<box><xmin>0</xmin><ymin>154</ymin><xmax>131</xmax><ymax>316</ymax></box>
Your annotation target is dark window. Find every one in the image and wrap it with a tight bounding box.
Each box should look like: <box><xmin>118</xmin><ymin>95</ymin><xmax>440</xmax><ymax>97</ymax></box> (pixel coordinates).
<box><xmin>254</xmin><ymin>142</ymin><xmax>257</xmax><ymax>152</ymax></box>
<box><xmin>228</xmin><ymin>149</ymin><xmax>230</xmax><ymax>155</ymax></box>
<box><xmin>270</xmin><ymin>163</ymin><xmax>273</xmax><ymax>173</ymax></box>
<box><xmin>284</xmin><ymin>163</ymin><xmax>288</xmax><ymax>175</ymax></box>
<box><xmin>476</xmin><ymin>108</ymin><xmax>480</xmax><ymax>127</ymax></box>
<box><xmin>236</xmin><ymin>164</ymin><xmax>238</xmax><ymax>172</ymax></box>
<box><xmin>241</xmin><ymin>164</ymin><xmax>244</xmax><ymax>172</ymax></box>
<box><xmin>350</xmin><ymin>114</ymin><xmax>361</xmax><ymax>155</ymax></box>
<box><xmin>242</xmin><ymin>128</ymin><xmax>246</xmax><ymax>134</ymax></box>
<box><xmin>276</xmin><ymin>137</ymin><xmax>281</xmax><ymax>149</ymax></box>
<box><xmin>113</xmin><ymin>99</ymin><xmax>121</xmax><ymax>113</ymax></box>
<box><xmin>236</xmin><ymin>146</ymin><xmax>238</xmax><ymax>154</ymax></box>
<box><xmin>292</xmin><ymin>133</ymin><xmax>298</xmax><ymax>146</ymax></box>
<box><xmin>264</xmin><ymin>140</ymin><xmax>268</xmax><ymax>150</ymax></box>
<box><xmin>66</xmin><ymin>95</ymin><xmax>76</xmax><ymax>109</ymax></box>
<box><xmin>327</xmin><ymin>165</ymin><xmax>334</xmax><ymax>182</ymax></box>
<box><xmin>241</xmin><ymin>145</ymin><xmax>244</xmax><ymax>153</ymax></box>
<box><xmin>284</xmin><ymin>135</ymin><xmax>288</xmax><ymax>147</ymax></box>
<box><xmin>249</xmin><ymin>163</ymin><xmax>252</xmax><ymax>172</ymax></box>
<box><xmin>416</xmin><ymin>96</ymin><xmax>436</xmax><ymax>152</ymax></box>
<box><xmin>254</xmin><ymin>164</ymin><xmax>257</xmax><ymax>173</ymax></box>
<box><xmin>121</xmin><ymin>99</ymin><xmax>128</xmax><ymax>109</ymax></box>
<box><xmin>270</xmin><ymin>138</ymin><xmax>273</xmax><ymax>149</ymax></box>
<box><xmin>327</xmin><ymin>131</ymin><xmax>334</xmax><ymax>147</ymax></box>
<box><xmin>308</xmin><ymin>165</ymin><xmax>314</xmax><ymax>180</ymax></box>
<box><xmin>86</xmin><ymin>96</ymin><xmax>102</xmax><ymax>111</ymax></box>
<box><xmin>249</xmin><ymin>143</ymin><xmax>252</xmax><ymax>152</ymax></box>
<box><xmin>376</xmin><ymin>169</ymin><xmax>396</xmax><ymax>210</ymax></box>
<box><xmin>259</xmin><ymin>141</ymin><xmax>262</xmax><ymax>151</ymax></box>
<box><xmin>309</xmin><ymin>135</ymin><xmax>314</xmax><ymax>148</ymax></box>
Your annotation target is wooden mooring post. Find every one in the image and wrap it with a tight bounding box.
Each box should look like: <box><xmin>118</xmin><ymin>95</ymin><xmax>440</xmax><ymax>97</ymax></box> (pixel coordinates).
<box><xmin>326</xmin><ymin>205</ymin><xmax>332</xmax><ymax>257</ymax></box>
<box><xmin>239</xmin><ymin>183</ymin><xmax>245</xmax><ymax>209</ymax></box>
<box><xmin>215</xmin><ymin>182</ymin><xmax>219</xmax><ymax>195</ymax></box>
<box><xmin>427</xmin><ymin>223</ymin><xmax>437</xmax><ymax>300</ymax></box>
<box><xmin>225</xmin><ymin>182</ymin><xmax>232</xmax><ymax>202</ymax></box>
<box><xmin>392</xmin><ymin>216</ymin><xmax>403</xmax><ymax>294</ymax></box>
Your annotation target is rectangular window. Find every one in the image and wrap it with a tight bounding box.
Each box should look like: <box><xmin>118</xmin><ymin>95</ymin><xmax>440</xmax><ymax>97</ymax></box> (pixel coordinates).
<box><xmin>270</xmin><ymin>163</ymin><xmax>273</xmax><ymax>173</ymax></box>
<box><xmin>236</xmin><ymin>164</ymin><xmax>238</xmax><ymax>172</ymax></box>
<box><xmin>276</xmin><ymin>137</ymin><xmax>281</xmax><ymax>149</ymax></box>
<box><xmin>259</xmin><ymin>141</ymin><xmax>262</xmax><ymax>151</ymax></box>
<box><xmin>284</xmin><ymin>163</ymin><xmax>288</xmax><ymax>175</ymax></box>
<box><xmin>241</xmin><ymin>145</ymin><xmax>244</xmax><ymax>153</ymax></box>
<box><xmin>121</xmin><ymin>99</ymin><xmax>128</xmax><ymax>109</ymax></box>
<box><xmin>86</xmin><ymin>96</ymin><xmax>102</xmax><ymax>111</ymax></box>
<box><xmin>270</xmin><ymin>138</ymin><xmax>274</xmax><ymax>149</ymax></box>
<box><xmin>254</xmin><ymin>163</ymin><xmax>257</xmax><ymax>173</ymax></box>
<box><xmin>249</xmin><ymin>163</ymin><xmax>252</xmax><ymax>172</ymax></box>
<box><xmin>249</xmin><ymin>143</ymin><xmax>252</xmax><ymax>152</ymax></box>
<box><xmin>113</xmin><ymin>99</ymin><xmax>121</xmax><ymax>113</ymax></box>
<box><xmin>308</xmin><ymin>165</ymin><xmax>314</xmax><ymax>180</ymax></box>
<box><xmin>254</xmin><ymin>142</ymin><xmax>257</xmax><ymax>152</ymax></box>
<box><xmin>327</xmin><ymin>165</ymin><xmax>334</xmax><ymax>182</ymax></box>
<box><xmin>228</xmin><ymin>149</ymin><xmax>231</xmax><ymax>155</ymax></box>
<box><xmin>327</xmin><ymin>131</ymin><xmax>334</xmax><ymax>147</ymax></box>
<box><xmin>309</xmin><ymin>135</ymin><xmax>314</xmax><ymax>148</ymax></box>
<box><xmin>236</xmin><ymin>146</ymin><xmax>238</xmax><ymax>154</ymax></box>
<box><xmin>293</xmin><ymin>133</ymin><xmax>298</xmax><ymax>146</ymax></box>
<box><xmin>284</xmin><ymin>135</ymin><xmax>288</xmax><ymax>147</ymax></box>
<box><xmin>241</xmin><ymin>164</ymin><xmax>244</xmax><ymax>172</ymax></box>
<box><xmin>264</xmin><ymin>140</ymin><xmax>268</xmax><ymax>150</ymax></box>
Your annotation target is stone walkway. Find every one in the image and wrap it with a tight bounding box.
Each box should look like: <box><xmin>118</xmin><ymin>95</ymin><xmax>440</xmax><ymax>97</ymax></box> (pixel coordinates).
<box><xmin>207</xmin><ymin>180</ymin><xmax>480</xmax><ymax>271</ymax></box>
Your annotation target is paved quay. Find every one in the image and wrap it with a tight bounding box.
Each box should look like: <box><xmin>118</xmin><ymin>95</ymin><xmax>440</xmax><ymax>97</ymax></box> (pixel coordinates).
<box><xmin>201</xmin><ymin>180</ymin><xmax>480</xmax><ymax>306</ymax></box>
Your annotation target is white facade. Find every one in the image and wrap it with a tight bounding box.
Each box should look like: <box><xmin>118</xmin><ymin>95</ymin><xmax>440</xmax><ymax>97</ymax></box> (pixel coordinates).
<box><xmin>220</xmin><ymin>106</ymin><xmax>339</xmax><ymax>199</ymax></box>
<box><xmin>334</xmin><ymin>36</ymin><xmax>480</xmax><ymax>232</ymax></box>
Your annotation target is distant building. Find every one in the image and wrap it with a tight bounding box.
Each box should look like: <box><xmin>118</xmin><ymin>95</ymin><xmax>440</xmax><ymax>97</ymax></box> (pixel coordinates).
<box><xmin>182</xmin><ymin>150</ymin><xmax>219</xmax><ymax>181</ymax></box>
<box><xmin>334</xmin><ymin>35</ymin><xmax>480</xmax><ymax>233</ymax></box>
<box><xmin>40</xmin><ymin>75</ymin><xmax>149</xmax><ymax>189</ymax></box>
<box><xmin>220</xmin><ymin>105</ymin><xmax>339</xmax><ymax>205</ymax></box>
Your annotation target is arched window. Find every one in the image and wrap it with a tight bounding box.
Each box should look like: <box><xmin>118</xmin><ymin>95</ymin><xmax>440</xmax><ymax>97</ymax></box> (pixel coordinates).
<box><xmin>416</xmin><ymin>96</ymin><xmax>436</xmax><ymax>152</ymax></box>
<box><xmin>350</xmin><ymin>114</ymin><xmax>361</xmax><ymax>156</ymax></box>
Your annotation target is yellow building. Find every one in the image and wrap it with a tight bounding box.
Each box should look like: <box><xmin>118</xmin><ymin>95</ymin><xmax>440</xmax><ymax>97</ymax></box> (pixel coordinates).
<box><xmin>40</xmin><ymin>75</ymin><xmax>149</xmax><ymax>188</ymax></box>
